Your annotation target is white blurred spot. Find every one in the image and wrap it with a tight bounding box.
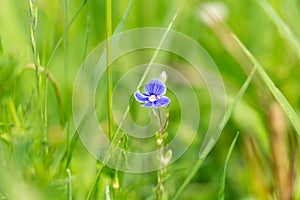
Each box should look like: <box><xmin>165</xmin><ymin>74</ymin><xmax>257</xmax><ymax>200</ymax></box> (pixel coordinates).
<box><xmin>197</xmin><ymin>2</ymin><xmax>228</xmax><ymax>25</ymax></box>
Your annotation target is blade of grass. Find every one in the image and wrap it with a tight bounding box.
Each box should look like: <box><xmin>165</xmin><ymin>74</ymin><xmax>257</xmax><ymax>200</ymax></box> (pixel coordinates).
<box><xmin>255</xmin><ymin>0</ymin><xmax>300</xmax><ymax>59</ymax></box>
<box><xmin>114</xmin><ymin>0</ymin><xmax>134</xmax><ymax>34</ymax></box>
<box><xmin>173</xmin><ymin>66</ymin><xmax>257</xmax><ymax>200</ymax></box>
<box><xmin>218</xmin><ymin>131</ymin><xmax>239</xmax><ymax>200</ymax></box>
<box><xmin>232</xmin><ymin>35</ymin><xmax>300</xmax><ymax>135</ymax></box>
<box><xmin>64</xmin><ymin>15</ymin><xmax>90</xmax><ymax>170</ymax></box>
<box><xmin>45</xmin><ymin>0</ymin><xmax>88</xmax><ymax>69</ymax></box>
<box><xmin>222</xmin><ymin>66</ymin><xmax>257</xmax><ymax>127</ymax></box>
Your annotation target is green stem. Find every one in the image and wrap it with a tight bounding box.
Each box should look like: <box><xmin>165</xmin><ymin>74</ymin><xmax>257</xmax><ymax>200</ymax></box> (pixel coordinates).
<box><xmin>66</xmin><ymin>169</ymin><xmax>72</xmax><ymax>200</ymax></box>
<box><xmin>29</xmin><ymin>0</ymin><xmax>48</xmax><ymax>152</ymax></box>
<box><xmin>29</xmin><ymin>0</ymin><xmax>41</xmax><ymax>93</ymax></box>
<box><xmin>106</xmin><ymin>0</ymin><xmax>114</xmax><ymax>141</ymax></box>
<box><xmin>86</xmin><ymin>163</ymin><xmax>104</xmax><ymax>200</ymax></box>
<box><xmin>156</xmin><ymin>108</ymin><xmax>165</xmax><ymax>200</ymax></box>
<box><xmin>86</xmin><ymin>1</ymin><xmax>113</xmax><ymax>198</ymax></box>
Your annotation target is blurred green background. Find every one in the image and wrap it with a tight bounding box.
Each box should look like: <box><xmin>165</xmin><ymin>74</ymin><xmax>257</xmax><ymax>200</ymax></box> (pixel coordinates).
<box><xmin>0</xmin><ymin>0</ymin><xmax>300</xmax><ymax>199</ymax></box>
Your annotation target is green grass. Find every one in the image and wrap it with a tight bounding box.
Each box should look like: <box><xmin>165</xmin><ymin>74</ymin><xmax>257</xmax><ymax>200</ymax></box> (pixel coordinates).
<box><xmin>0</xmin><ymin>0</ymin><xmax>300</xmax><ymax>199</ymax></box>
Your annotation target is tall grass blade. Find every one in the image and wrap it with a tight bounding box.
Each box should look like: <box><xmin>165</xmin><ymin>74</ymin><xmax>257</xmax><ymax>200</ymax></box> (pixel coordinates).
<box><xmin>222</xmin><ymin>66</ymin><xmax>257</xmax><ymax>127</ymax></box>
<box><xmin>173</xmin><ymin>67</ymin><xmax>256</xmax><ymax>199</ymax></box>
<box><xmin>256</xmin><ymin>0</ymin><xmax>300</xmax><ymax>59</ymax></box>
<box><xmin>218</xmin><ymin>131</ymin><xmax>239</xmax><ymax>200</ymax></box>
<box><xmin>64</xmin><ymin>15</ymin><xmax>90</xmax><ymax>170</ymax></box>
<box><xmin>45</xmin><ymin>0</ymin><xmax>88</xmax><ymax>69</ymax></box>
<box><xmin>114</xmin><ymin>0</ymin><xmax>134</xmax><ymax>34</ymax></box>
<box><xmin>232</xmin><ymin>35</ymin><xmax>300</xmax><ymax>135</ymax></box>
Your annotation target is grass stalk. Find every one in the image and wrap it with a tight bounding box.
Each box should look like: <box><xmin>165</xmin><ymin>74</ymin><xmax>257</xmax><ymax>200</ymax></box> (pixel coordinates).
<box><xmin>106</xmin><ymin>0</ymin><xmax>114</xmax><ymax>141</ymax></box>
<box><xmin>218</xmin><ymin>132</ymin><xmax>240</xmax><ymax>200</ymax></box>
<box><xmin>87</xmin><ymin>1</ymin><xmax>114</xmax><ymax>198</ymax></box>
<box><xmin>66</xmin><ymin>169</ymin><xmax>72</xmax><ymax>200</ymax></box>
<box><xmin>71</xmin><ymin>1</ymin><xmax>134</xmax><ymax>195</ymax></box>
<box><xmin>29</xmin><ymin>0</ymin><xmax>48</xmax><ymax>151</ymax></box>
<box><xmin>155</xmin><ymin>108</ymin><xmax>166</xmax><ymax>200</ymax></box>
<box><xmin>45</xmin><ymin>0</ymin><xmax>88</xmax><ymax>69</ymax></box>
<box><xmin>28</xmin><ymin>0</ymin><xmax>41</xmax><ymax>93</ymax></box>
<box><xmin>86</xmin><ymin>163</ymin><xmax>104</xmax><ymax>200</ymax></box>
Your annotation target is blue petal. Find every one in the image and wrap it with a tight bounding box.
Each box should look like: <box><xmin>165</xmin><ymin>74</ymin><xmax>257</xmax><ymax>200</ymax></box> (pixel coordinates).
<box><xmin>153</xmin><ymin>96</ymin><xmax>170</xmax><ymax>108</ymax></box>
<box><xmin>134</xmin><ymin>91</ymin><xmax>149</xmax><ymax>103</ymax></box>
<box><xmin>145</xmin><ymin>79</ymin><xmax>166</xmax><ymax>96</ymax></box>
<box><xmin>143</xmin><ymin>101</ymin><xmax>154</xmax><ymax>107</ymax></box>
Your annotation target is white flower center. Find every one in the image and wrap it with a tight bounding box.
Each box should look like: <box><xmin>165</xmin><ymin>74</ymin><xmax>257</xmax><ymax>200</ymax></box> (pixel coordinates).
<box><xmin>148</xmin><ymin>95</ymin><xmax>157</xmax><ymax>102</ymax></box>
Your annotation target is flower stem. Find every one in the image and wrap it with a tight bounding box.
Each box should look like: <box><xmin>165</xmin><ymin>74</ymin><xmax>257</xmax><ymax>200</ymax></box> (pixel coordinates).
<box><xmin>156</xmin><ymin>108</ymin><xmax>166</xmax><ymax>200</ymax></box>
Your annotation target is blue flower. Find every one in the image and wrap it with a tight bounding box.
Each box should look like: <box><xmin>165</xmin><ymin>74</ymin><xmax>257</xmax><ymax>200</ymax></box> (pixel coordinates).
<box><xmin>134</xmin><ymin>79</ymin><xmax>170</xmax><ymax>108</ymax></box>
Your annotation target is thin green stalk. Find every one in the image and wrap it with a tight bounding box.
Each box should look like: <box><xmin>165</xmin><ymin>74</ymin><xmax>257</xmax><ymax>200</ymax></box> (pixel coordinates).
<box><xmin>29</xmin><ymin>0</ymin><xmax>48</xmax><ymax>150</ymax></box>
<box><xmin>87</xmin><ymin>2</ymin><xmax>113</xmax><ymax>197</ymax></box>
<box><xmin>66</xmin><ymin>169</ymin><xmax>72</xmax><ymax>200</ymax></box>
<box><xmin>64</xmin><ymin>15</ymin><xmax>90</xmax><ymax>170</ymax></box>
<box><xmin>65</xmin><ymin>128</ymin><xmax>79</xmax><ymax>169</ymax></box>
<box><xmin>155</xmin><ymin>108</ymin><xmax>165</xmax><ymax>200</ymax></box>
<box><xmin>45</xmin><ymin>0</ymin><xmax>88</xmax><ymax>69</ymax></box>
<box><xmin>28</xmin><ymin>0</ymin><xmax>41</xmax><ymax>93</ymax></box>
<box><xmin>218</xmin><ymin>132</ymin><xmax>240</xmax><ymax>200</ymax></box>
<box><xmin>63</xmin><ymin>0</ymin><xmax>70</xmax><ymax>169</ymax></box>
<box><xmin>44</xmin><ymin>76</ymin><xmax>48</xmax><ymax>153</ymax></box>
<box><xmin>86</xmin><ymin>163</ymin><xmax>104</xmax><ymax>200</ymax></box>
<box><xmin>63</xmin><ymin>0</ymin><xmax>69</xmax><ymax>76</ymax></box>
<box><xmin>106</xmin><ymin>0</ymin><xmax>114</xmax><ymax>141</ymax></box>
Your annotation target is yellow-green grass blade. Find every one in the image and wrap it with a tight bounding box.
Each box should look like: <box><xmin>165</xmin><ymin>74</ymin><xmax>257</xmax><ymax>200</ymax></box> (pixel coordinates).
<box><xmin>233</xmin><ymin>35</ymin><xmax>300</xmax><ymax>135</ymax></box>
<box><xmin>256</xmin><ymin>0</ymin><xmax>300</xmax><ymax>59</ymax></box>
